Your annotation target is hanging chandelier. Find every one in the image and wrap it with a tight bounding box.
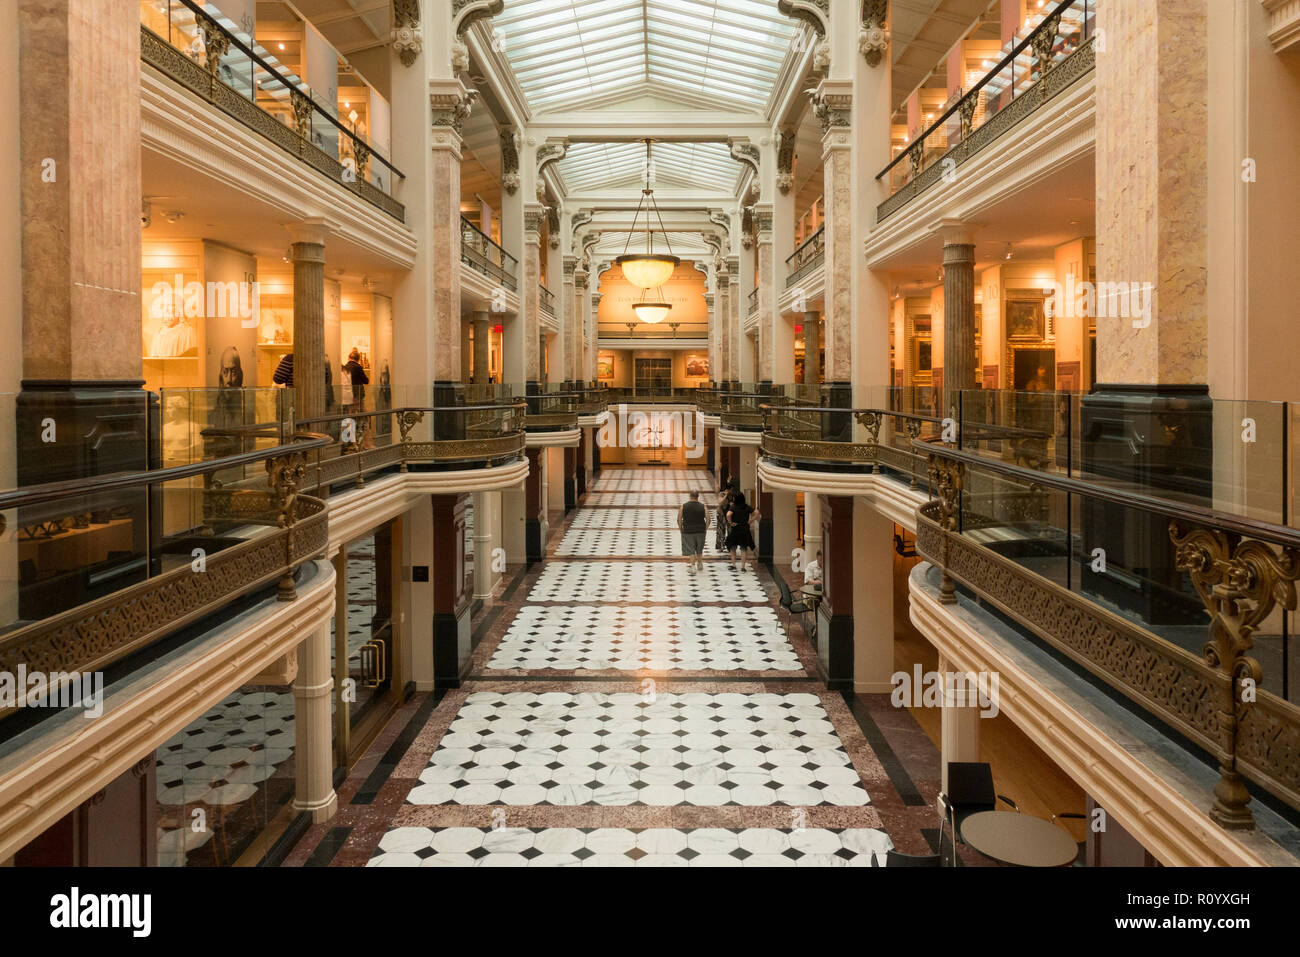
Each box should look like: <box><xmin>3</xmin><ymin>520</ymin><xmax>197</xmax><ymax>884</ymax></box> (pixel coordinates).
<box><xmin>631</xmin><ymin>293</ymin><xmax>671</xmax><ymax>324</ymax></box>
<box><xmin>616</xmin><ymin>139</ymin><xmax>680</xmax><ymax>291</ymax></box>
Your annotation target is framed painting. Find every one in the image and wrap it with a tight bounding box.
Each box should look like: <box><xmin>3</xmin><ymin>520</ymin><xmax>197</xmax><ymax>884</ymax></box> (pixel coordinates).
<box><xmin>1006</xmin><ymin>292</ymin><xmax>1046</xmax><ymax>341</ymax></box>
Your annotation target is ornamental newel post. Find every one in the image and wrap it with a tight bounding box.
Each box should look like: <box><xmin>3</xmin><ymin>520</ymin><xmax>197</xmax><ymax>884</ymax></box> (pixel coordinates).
<box><xmin>1170</xmin><ymin>523</ymin><xmax>1300</xmax><ymax>830</ymax></box>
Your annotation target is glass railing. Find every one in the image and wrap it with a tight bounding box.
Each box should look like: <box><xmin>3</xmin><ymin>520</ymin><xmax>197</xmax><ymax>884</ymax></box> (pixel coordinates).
<box><xmin>920</xmin><ymin>433</ymin><xmax>1300</xmax><ymax>827</ymax></box>
<box><xmin>785</xmin><ymin>226</ymin><xmax>825</xmax><ymax>289</ymax></box>
<box><xmin>0</xmin><ymin>426</ymin><xmax>330</xmax><ymax>696</ymax></box>
<box><xmin>139</xmin><ymin>0</ymin><xmax>405</xmax><ymax>219</ymax></box>
<box><xmin>460</xmin><ymin>216</ymin><xmax>518</xmax><ymax>291</ymax></box>
<box><xmin>762</xmin><ymin>400</ymin><xmax>943</xmax><ymax>482</ymax></box>
<box><xmin>877</xmin><ymin>0</ymin><xmax>1096</xmax><ymax>217</ymax></box>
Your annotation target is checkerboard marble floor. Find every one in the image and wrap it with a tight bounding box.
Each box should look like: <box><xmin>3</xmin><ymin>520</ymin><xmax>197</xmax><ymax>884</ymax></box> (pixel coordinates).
<box><xmin>285</xmin><ymin>468</ymin><xmax>906</xmax><ymax>868</ymax></box>
<box><xmin>486</xmin><ymin>605</ymin><xmax>798</xmax><ymax>673</ymax></box>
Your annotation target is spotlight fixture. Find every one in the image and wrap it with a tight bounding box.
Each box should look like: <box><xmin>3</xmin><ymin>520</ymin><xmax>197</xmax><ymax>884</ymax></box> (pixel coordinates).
<box><xmin>615</xmin><ymin>139</ymin><xmax>679</xmax><ymax>291</ymax></box>
<box><xmin>1004</xmin><ymin>243</ymin><xmax>1014</xmax><ymax>261</ymax></box>
<box><xmin>163</xmin><ymin>210</ymin><xmax>184</xmax><ymax>224</ymax></box>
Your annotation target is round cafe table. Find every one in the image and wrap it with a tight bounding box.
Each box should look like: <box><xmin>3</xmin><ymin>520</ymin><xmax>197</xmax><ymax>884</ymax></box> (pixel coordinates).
<box><xmin>959</xmin><ymin>811</ymin><xmax>1079</xmax><ymax>868</ymax></box>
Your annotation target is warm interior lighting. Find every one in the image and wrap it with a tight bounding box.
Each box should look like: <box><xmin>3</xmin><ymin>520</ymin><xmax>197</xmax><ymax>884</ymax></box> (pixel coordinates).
<box><xmin>632</xmin><ymin>300</ymin><xmax>671</xmax><ymax>324</ymax></box>
<box><xmin>615</xmin><ymin>139</ymin><xmax>680</xmax><ymax>290</ymax></box>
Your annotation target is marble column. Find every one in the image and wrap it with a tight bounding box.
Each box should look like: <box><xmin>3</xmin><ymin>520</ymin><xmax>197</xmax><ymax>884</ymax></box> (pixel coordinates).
<box><xmin>803</xmin><ymin>311</ymin><xmax>822</xmax><ymax>385</ymax></box>
<box><xmin>294</xmin><ymin>622</ymin><xmax>338</xmax><ymax>822</ymax></box>
<box><xmin>522</xmin><ymin>207</ymin><xmax>544</xmax><ymax>386</ymax></box>
<box><xmin>938</xmin><ymin>654</ymin><xmax>983</xmax><ymax>799</ymax></box>
<box><xmin>802</xmin><ymin>492</ymin><xmax>822</xmax><ymax>564</ymax></box>
<box><xmin>472</xmin><ymin>311</ymin><xmax>491</xmax><ymax>385</ymax></box>
<box><xmin>1095</xmin><ymin>0</ymin><xmax>1209</xmax><ymax>387</ymax></box>
<box><xmin>563</xmin><ymin>446</ymin><xmax>577</xmax><ymax>512</ymax></box>
<box><xmin>815</xmin><ymin>83</ymin><xmax>854</xmax><ymax>404</ymax></box>
<box><xmin>525</xmin><ymin>446</ymin><xmax>546</xmax><ymax>563</ymax></box>
<box><xmin>728</xmin><ymin>255</ymin><xmax>743</xmax><ymax>385</ymax></box>
<box><xmin>754</xmin><ymin>205</ymin><xmax>775</xmax><ymax>386</ymax></box>
<box><xmin>818</xmin><ymin>495</ymin><xmax>855</xmax><ymax>691</ymax></box>
<box><xmin>331</xmin><ymin>549</ymin><xmax>350</xmax><ymax>763</ymax></box>
<box><xmin>576</xmin><ymin>427</ymin><xmax>587</xmax><ymax>497</ymax></box>
<box><xmin>562</xmin><ymin>255</ymin><xmax>578</xmax><ymax>386</ymax></box>
<box><xmin>757</xmin><ymin>474</ymin><xmax>774</xmax><ymax>563</ymax></box>
<box><xmin>429</xmin><ymin>85</ymin><xmax>469</xmax><ymax>389</ymax></box>
<box><xmin>460</xmin><ymin>320</ymin><xmax>472</xmax><ymax>383</ymax></box>
<box><xmin>432</xmin><ymin>492</ymin><xmax>471</xmax><ymax>687</ymax></box>
<box><xmin>573</xmin><ymin>266</ymin><xmax>589</xmax><ymax>386</ymax></box>
<box><xmin>941</xmin><ymin>224</ymin><xmax>978</xmax><ymax>418</ymax></box>
<box><xmin>715</xmin><ymin>258</ymin><xmax>732</xmax><ymax>384</ymax></box>
<box><xmin>17</xmin><ymin>0</ymin><xmax>148</xmax><ymax>486</ymax></box>
<box><xmin>288</xmin><ymin>222</ymin><xmax>328</xmax><ymax>422</ymax></box>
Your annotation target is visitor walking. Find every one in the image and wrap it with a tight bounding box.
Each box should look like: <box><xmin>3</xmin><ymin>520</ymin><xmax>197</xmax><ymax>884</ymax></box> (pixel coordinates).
<box><xmin>677</xmin><ymin>490</ymin><xmax>710</xmax><ymax>573</ymax></box>
<box><xmin>725</xmin><ymin>492</ymin><xmax>760</xmax><ymax>572</ymax></box>
<box><xmin>714</xmin><ymin>481</ymin><xmax>733</xmax><ymax>557</ymax></box>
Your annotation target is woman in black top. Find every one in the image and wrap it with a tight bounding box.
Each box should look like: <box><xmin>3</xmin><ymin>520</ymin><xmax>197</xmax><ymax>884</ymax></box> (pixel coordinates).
<box><xmin>725</xmin><ymin>492</ymin><xmax>760</xmax><ymax>572</ymax></box>
<box><xmin>714</xmin><ymin>481</ymin><xmax>733</xmax><ymax>556</ymax></box>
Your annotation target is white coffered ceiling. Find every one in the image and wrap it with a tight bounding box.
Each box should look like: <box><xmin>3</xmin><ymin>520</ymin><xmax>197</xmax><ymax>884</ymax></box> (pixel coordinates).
<box><xmin>492</xmin><ymin>0</ymin><xmax>798</xmax><ymax>115</ymax></box>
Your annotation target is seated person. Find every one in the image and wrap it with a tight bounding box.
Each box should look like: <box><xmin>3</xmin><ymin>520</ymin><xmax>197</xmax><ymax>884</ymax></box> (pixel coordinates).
<box><xmin>804</xmin><ymin>549</ymin><xmax>823</xmax><ymax>589</ymax></box>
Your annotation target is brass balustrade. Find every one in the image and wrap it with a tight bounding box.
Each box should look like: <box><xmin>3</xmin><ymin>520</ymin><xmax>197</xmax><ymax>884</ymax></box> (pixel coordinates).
<box><xmin>917</xmin><ymin>438</ymin><xmax>1300</xmax><ymax>829</ymax></box>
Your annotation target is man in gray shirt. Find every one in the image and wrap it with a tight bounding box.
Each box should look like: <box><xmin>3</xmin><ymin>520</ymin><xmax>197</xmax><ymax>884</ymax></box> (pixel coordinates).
<box><xmin>677</xmin><ymin>490</ymin><xmax>710</xmax><ymax>573</ymax></box>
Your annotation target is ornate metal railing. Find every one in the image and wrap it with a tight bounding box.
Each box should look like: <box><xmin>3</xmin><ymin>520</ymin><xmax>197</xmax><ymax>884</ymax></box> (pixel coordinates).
<box><xmin>917</xmin><ymin>437</ymin><xmax>1300</xmax><ymax>829</ymax></box>
<box><xmin>293</xmin><ymin>401</ymin><xmax>527</xmax><ymax>487</ymax></box>
<box><xmin>876</xmin><ymin>0</ymin><xmax>1095</xmax><ymax>222</ymax></box>
<box><xmin>539</xmin><ymin>284</ymin><xmax>556</xmax><ymax>320</ymax></box>
<box><xmin>748</xmin><ymin>287</ymin><xmax>759</xmax><ymax>317</ymax></box>
<box><xmin>785</xmin><ymin>226</ymin><xmax>825</xmax><ymax>289</ymax></box>
<box><xmin>140</xmin><ymin>0</ymin><xmax>405</xmax><ymax>222</ymax></box>
<box><xmin>0</xmin><ymin>434</ymin><xmax>332</xmax><ymax>719</ymax></box>
<box><xmin>460</xmin><ymin>216</ymin><xmax>518</xmax><ymax>291</ymax></box>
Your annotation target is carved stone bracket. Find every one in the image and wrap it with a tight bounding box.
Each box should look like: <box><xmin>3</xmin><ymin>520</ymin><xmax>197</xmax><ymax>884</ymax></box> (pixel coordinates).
<box><xmin>452</xmin><ymin>0</ymin><xmax>505</xmax><ymax>37</ymax></box>
<box><xmin>708</xmin><ymin>209</ymin><xmax>731</xmax><ymax>243</ymax></box>
<box><xmin>776</xmin><ymin>129</ymin><xmax>797</xmax><ymax>194</ymax></box>
<box><xmin>728</xmin><ymin>140</ymin><xmax>761</xmax><ymax>178</ymax></box>
<box><xmin>778</xmin><ymin>0</ymin><xmax>830</xmax><ymax>36</ymax></box>
<box><xmin>500</xmin><ymin>128</ymin><xmax>520</xmax><ymax>194</ymax></box>
<box><xmin>536</xmin><ymin>139</ymin><xmax>570</xmax><ymax>176</ymax></box>
<box><xmin>740</xmin><ymin>206</ymin><xmax>755</xmax><ymax>249</ymax></box>
<box><xmin>547</xmin><ymin>206</ymin><xmax>561</xmax><ymax>249</ymax></box>
<box><xmin>392</xmin><ymin>0</ymin><xmax>423</xmax><ymax>67</ymax></box>
<box><xmin>1171</xmin><ymin>522</ymin><xmax>1300</xmax><ymax>829</ymax></box>
<box><xmin>859</xmin><ymin>0</ymin><xmax>890</xmax><ymax>67</ymax></box>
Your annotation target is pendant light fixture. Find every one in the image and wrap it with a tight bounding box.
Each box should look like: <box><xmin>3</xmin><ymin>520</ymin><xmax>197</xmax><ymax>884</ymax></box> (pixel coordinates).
<box><xmin>616</xmin><ymin>139</ymin><xmax>680</xmax><ymax>291</ymax></box>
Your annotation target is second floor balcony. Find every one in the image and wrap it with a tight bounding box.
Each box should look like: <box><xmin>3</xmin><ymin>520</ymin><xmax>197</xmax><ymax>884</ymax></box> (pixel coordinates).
<box><xmin>785</xmin><ymin>226</ymin><xmax>825</xmax><ymax>289</ymax></box>
<box><xmin>460</xmin><ymin>217</ymin><xmax>519</xmax><ymax>291</ymax></box>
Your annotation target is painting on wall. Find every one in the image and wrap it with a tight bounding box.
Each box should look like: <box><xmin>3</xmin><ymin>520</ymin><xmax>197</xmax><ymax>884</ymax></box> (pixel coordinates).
<box><xmin>684</xmin><ymin>354</ymin><xmax>709</xmax><ymax>378</ymax></box>
<box><xmin>597</xmin><ymin>351</ymin><xmax>615</xmax><ymax>381</ymax></box>
<box><xmin>1006</xmin><ymin>292</ymin><xmax>1046</xmax><ymax>340</ymax></box>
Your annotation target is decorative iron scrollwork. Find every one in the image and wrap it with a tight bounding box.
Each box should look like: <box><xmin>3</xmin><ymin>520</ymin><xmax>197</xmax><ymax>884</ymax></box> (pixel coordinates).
<box><xmin>1171</xmin><ymin>522</ymin><xmax>1300</xmax><ymax>829</ymax></box>
<box><xmin>927</xmin><ymin>454</ymin><xmax>965</xmax><ymax>604</ymax></box>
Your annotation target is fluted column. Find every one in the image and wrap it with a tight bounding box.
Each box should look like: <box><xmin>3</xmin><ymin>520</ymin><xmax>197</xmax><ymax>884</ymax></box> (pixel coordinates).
<box><xmin>714</xmin><ymin>258</ymin><xmax>730</xmax><ymax>384</ymax></box>
<box><xmin>288</xmin><ymin>220</ymin><xmax>328</xmax><ymax>421</ymax></box>
<box><xmin>472</xmin><ymin>311</ymin><xmax>490</xmax><ymax>384</ymax></box>
<box><xmin>941</xmin><ymin>223</ymin><xmax>978</xmax><ymax>416</ymax></box>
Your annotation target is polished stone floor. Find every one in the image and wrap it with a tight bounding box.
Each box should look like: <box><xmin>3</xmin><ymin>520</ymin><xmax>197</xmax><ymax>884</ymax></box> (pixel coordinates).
<box><xmin>283</xmin><ymin>467</ymin><xmax>962</xmax><ymax>867</ymax></box>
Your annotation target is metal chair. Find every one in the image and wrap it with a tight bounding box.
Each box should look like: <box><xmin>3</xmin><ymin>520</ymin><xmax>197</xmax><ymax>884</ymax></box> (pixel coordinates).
<box><xmin>940</xmin><ymin>761</ymin><xmax>1019</xmax><ymax>856</ymax></box>
<box><xmin>1051</xmin><ymin>811</ymin><xmax>1088</xmax><ymax>867</ymax></box>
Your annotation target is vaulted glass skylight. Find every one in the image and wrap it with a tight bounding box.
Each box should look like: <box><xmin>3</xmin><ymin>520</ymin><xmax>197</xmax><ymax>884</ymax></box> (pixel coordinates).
<box><xmin>492</xmin><ymin>0</ymin><xmax>797</xmax><ymax>114</ymax></box>
<box><xmin>555</xmin><ymin>140</ymin><xmax>737</xmax><ymax>192</ymax></box>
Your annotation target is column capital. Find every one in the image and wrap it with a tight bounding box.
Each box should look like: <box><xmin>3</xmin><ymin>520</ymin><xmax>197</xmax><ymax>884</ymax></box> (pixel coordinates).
<box><xmin>524</xmin><ymin>203</ymin><xmax>546</xmax><ymax>244</ymax></box>
<box><xmin>936</xmin><ymin>218</ymin><xmax>979</xmax><ymax>248</ymax></box>
<box><xmin>429</xmin><ymin>79</ymin><xmax>476</xmax><ymax>142</ymax></box>
<box><xmin>753</xmin><ymin>204</ymin><xmax>774</xmax><ymax>245</ymax></box>
<box><xmin>574</xmin><ymin>268</ymin><xmax>588</xmax><ymax>290</ymax></box>
<box><xmin>562</xmin><ymin>254</ymin><xmax>579</xmax><ymax>279</ymax></box>
<box><xmin>811</xmin><ymin>80</ymin><xmax>853</xmax><ymax>135</ymax></box>
<box><xmin>285</xmin><ymin>217</ymin><xmax>329</xmax><ymax>249</ymax></box>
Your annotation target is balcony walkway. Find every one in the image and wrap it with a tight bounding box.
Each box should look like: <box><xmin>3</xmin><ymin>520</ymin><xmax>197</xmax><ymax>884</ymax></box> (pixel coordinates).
<box><xmin>281</xmin><ymin>467</ymin><xmax>975</xmax><ymax>867</ymax></box>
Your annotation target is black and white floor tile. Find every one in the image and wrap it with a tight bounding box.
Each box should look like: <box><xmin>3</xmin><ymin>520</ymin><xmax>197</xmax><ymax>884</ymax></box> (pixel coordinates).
<box><xmin>556</xmin><ymin>528</ymin><xmax>722</xmax><ymax>557</ymax></box>
<box><xmin>404</xmin><ymin>691</ymin><xmax>868</xmax><ymax>807</ymax></box>
<box><xmin>584</xmin><ymin>492</ymin><xmax>716</xmax><ymax>508</ymax></box>
<box><xmin>367</xmin><ymin>826</ymin><xmax>892</xmax><ymax>867</ymax></box>
<box><xmin>571</xmin><ymin>508</ymin><xmax>705</xmax><ymax>530</ymax></box>
<box><xmin>527</xmin><ymin>561</ymin><xmax>768</xmax><ymax>604</ymax></box>
<box><xmin>486</xmin><ymin>605</ymin><xmax>799</xmax><ymax>672</ymax></box>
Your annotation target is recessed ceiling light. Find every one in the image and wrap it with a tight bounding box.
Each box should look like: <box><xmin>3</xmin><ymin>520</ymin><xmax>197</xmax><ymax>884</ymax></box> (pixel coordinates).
<box><xmin>278</xmin><ymin>42</ymin><xmax>285</xmax><ymax>51</ymax></box>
